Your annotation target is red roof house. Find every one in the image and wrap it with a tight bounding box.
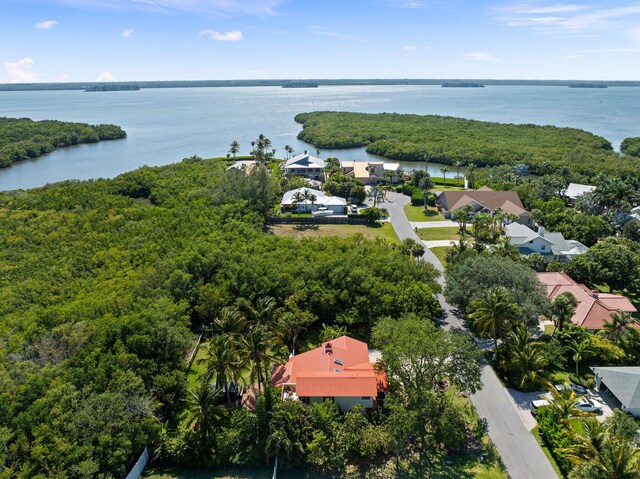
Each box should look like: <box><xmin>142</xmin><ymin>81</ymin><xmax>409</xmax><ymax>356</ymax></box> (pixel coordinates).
<box><xmin>271</xmin><ymin>336</ymin><xmax>388</xmax><ymax>412</ymax></box>
<box><xmin>537</xmin><ymin>272</ymin><xmax>637</xmax><ymax>332</ymax></box>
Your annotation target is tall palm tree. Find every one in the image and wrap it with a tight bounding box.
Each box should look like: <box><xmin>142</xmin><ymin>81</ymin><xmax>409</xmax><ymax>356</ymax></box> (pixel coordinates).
<box><xmin>229</xmin><ymin>140</ymin><xmax>240</xmax><ymax>159</ymax></box>
<box><xmin>505</xmin><ymin>324</ymin><xmax>547</xmax><ymax>389</ymax></box>
<box><xmin>291</xmin><ymin>190</ymin><xmax>306</xmax><ymax>213</ymax></box>
<box><xmin>199</xmin><ymin>335</ymin><xmax>246</xmax><ymax>403</ymax></box>
<box><xmin>284</xmin><ymin>145</ymin><xmax>294</xmax><ymax>160</ymax></box>
<box><xmin>602</xmin><ymin>310</ymin><xmax>638</xmax><ymax>344</ymax></box>
<box><xmin>440</xmin><ymin>166</ymin><xmax>450</xmax><ymax>187</ymax></box>
<box><xmin>567</xmin><ymin>338</ymin><xmax>592</xmax><ymax>376</ymax></box>
<box><xmin>492</xmin><ymin>237</ymin><xmax>521</xmax><ymax>261</ymax></box>
<box><xmin>418</xmin><ymin>175</ymin><xmax>434</xmax><ymax>210</ymax></box>
<box><xmin>454</xmin><ymin>160</ymin><xmax>463</xmax><ymax>186</ymax></box>
<box><xmin>550</xmin><ymin>386</ymin><xmax>583</xmax><ymax>420</ymax></box>
<box><xmin>469</xmin><ymin>286</ymin><xmax>523</xmax><ymax>359</ymax></box>
<box><xmin>465</xmin><ymin>162</ymin><xmax>477</xmax><ymax>189</ymax></box>
<box><xmin>211</xmin><ymin>306</ymin><xmax>245</xmax><ymax>339</ymax></box>
<box><xmin>551</xmin><ymin>291</ymin><xmax>578</xmax><ymax>334</ymax></box>
<box><xmin>304</xmin><ymin>191</ymin><xmax>318</xmax><ymax>212</ymax></box>
<box><xmin>186</xmin><ymin>374</ymin><xmax>224</xmax><ymax>453</ymax></box>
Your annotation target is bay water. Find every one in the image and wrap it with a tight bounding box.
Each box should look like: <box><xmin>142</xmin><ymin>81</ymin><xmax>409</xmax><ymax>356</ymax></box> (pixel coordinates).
<box><xmin>0</xmin><ymin>85</ymin><xmax>639</xmax><ymax>191</ymax></box>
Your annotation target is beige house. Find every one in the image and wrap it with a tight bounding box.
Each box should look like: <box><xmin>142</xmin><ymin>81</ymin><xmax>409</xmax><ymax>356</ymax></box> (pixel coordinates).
<box><xmin>340</xmin><ymin>160</ymin><xmax>401</xmax><ymax>185</ymax></box>
<box><xmin>436</xmin><ymin>187</ymin><xmax>533</xmax><ymax>227</ymax></box>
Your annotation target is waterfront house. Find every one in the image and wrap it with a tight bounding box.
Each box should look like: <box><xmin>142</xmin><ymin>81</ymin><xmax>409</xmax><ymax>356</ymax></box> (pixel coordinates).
<box><xmin>340</xmin><ymin>160</ymin><xmax>401</xmax><ymax>185</ymax></box>
<box><xmin>227</xmin><ymin>160</ymin><xmax>259</xmax><ymax>172</ymax></box>
<box><xmin>282</xmin><ymin>151</ymin><xmax>326</xmax><ymax>181</ymax></box>
<box><xmin>271</xmin><ymin>336</ymin><xmax>388</xmax><ymax>412</ymax></box>
<box><xmin>280</xmin><ymin>188</ymin><xmax>347</xmax><ymax>214</ymax></box>
<box><xmin>505</xmin><ymin>223</ymin><xmax>588</xmax><ymax>263</ymax></box>
<box><xmin>538</xmin><ymin>272</ymin><xmax>637</xmax><ymax>332</ymax></box>
<box><xmin>436</xmin><ymin>187</ymin><xmax>533</xmax><ymax>226</ymax></box>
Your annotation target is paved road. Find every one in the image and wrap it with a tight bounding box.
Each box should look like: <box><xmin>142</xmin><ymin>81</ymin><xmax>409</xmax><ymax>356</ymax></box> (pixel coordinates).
<box><xmin>381</xmin><ymin>192</ymin><xmax>558</xmax><ymax>479</ymax></box>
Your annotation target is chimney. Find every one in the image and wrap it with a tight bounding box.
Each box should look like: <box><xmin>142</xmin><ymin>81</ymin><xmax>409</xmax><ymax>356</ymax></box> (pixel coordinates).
<box><xmin>538</xmin><ymin>226</ymin><xmax>545</xmax><ymax>237</ymax></box>
<box><xmin>304</xmin><ymin>150</ymin><xmax>308</xmax><ymax>155</ymax></box>
<box><xmin>325</xmin><ymin>343</ymin><xmax>333</xmax><ymax>355</ymax></box>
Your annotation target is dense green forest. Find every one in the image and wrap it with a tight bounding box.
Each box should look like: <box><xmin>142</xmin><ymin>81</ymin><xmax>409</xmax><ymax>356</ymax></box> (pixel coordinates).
<box><xmin>621</xmin><ymin>137</ymin><xmax>640</xmax><ymax>157</ymax></box>
<box><xmin>0</xmin><ymin>117</ymin><xmax>126</xmax><ymax>167</ymax></box>
<box><xmin>0</xmin><ymin>157</ymin><xmax>442</xmax><ymax>478</ymax></box>
<box><xmin>295</xmin><ymin>111</ymin><xmax>640</xmax><ymax>178</ymax></box>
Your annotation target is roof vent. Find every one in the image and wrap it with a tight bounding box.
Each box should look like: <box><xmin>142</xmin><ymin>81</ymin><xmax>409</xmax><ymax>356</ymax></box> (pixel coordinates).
<box><xmin>334</xmin><ymin>358</ymin><xmax>343</xmax><ymax>365</ymax></box>
<box><xmin>334</xmin><ymin>368</ymin><xmax>343</xmax><ymax>373</ymax></box>
<box><xmin>325</xmin><ymin>343</ymin><xmax>333</xmax><ymax>355</ymax></box>
<box><xmin>304</xmin><ymin>150</ymin><xmax>308</xmax><ymax>155</ymax></box>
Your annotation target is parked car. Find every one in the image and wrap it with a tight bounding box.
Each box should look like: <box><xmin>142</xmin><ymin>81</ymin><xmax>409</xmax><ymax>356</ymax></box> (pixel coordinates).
<box><xmin>575</xmin><ymin>398</ymin><xmax>603</xmax><ymax>413</ymax></box>
<box><xmin>350</xmin><ymin>204</ymin><xmax>358</xmax><ymax>213</ymax></box>
<box><xmin>531</xmin><ymin>399</ymin><xmax>550</xmax><ymax>415</ymax></box>
<box><xmin>312</xmin><ymin>208</ymin><xmax>334</xmax><ymax>217</ymax></box>
<box><xmin>554</xmin><ymin>383</ymin><xmax>589</xmax><ymax>396</ymax></box>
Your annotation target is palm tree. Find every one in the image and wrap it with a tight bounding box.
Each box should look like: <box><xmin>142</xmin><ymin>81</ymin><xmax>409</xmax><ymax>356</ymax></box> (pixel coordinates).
<box><xmin>440</xmin><ymin>166</ymin><xmax>450</xmax><ymax>187</ymax></box>
<box><xmin>551</xmin><ymin>291</ymin><xmax>578</xmax><ymax>334</ymax></box>
<box><xmin>211</xmin><ymin>306</ymin><xmax>245</xmax><ymax>339</ymax></box>
<box><xmin>602</xmin><ymin>310</ymin><xmax>638</xmax><ymax>344</ymax></box>
<box><xmin>418</xmin><ymin>175</ymin><xmax>434</xmax><ymax>210</ymax></box>
<box><xmin>492</xmin><ymin>238</ymin><xmax>521</xmax><ymax>261</ymax></box>
<box><xmin>229</xmin><ymin>140</ymin><xmax>240</xmax><ymax>159</ymax></box>
<box><xmin>566</xmin><ymin>338</ymin><xmax>592</xmax><ymax>376</ymax></box>
<box><xmin>564</xmin><ymin>421</ymin><xmax>640</xmax><ymax>479</ymax></box>
<box><xmin>305</xmin><ymin>191</ymin><xmax>318</xmax><ymax>212</ymax></box>
<box><xmin>454</xmin><ymin>160</ymin><xmax>463</xmax><ymax>186</ymax></box>
<box><xmin>291</xmin><ymin>190</ymin><xmax>306</xmax><ymax>213</ymax></box>
<box><xmin>511</xmin><ymin>342</ymin><xmax>547</xmax><ymax>389</ymax></box>
<box><xmin>550</xmin><ymin>386</ymin><xmax>583</xmax><ymax>420</ymax></box>
<box><xmin>186</xmin><ymin>374</ymin><xmax>224</xmax><ymax>453</ymax></box>
<box><xmin>284</xmin><ymin>145</ymin><xmax>294</xmax><ymax>160</ymax></box>
<box><xmin>199</xmin><ymin>335</ymin><xmax>244</xmax><ymax>403</ymax></box>
<box><xmin>469</xmin><ymin>286</ymin><xmax>523</xmax><ymax>359</ymax></box>
<box><xmin>465</xmin><ymin>162</ymin><xmax>477</xmax><ymax>189</ymax></box>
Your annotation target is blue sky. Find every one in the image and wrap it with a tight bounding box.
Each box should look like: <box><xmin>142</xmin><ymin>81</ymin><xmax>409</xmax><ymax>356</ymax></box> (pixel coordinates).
<box><xmin>2</xmin><ymin>0</ymin><xmax>640</xmax><ymax>82</ymax></box>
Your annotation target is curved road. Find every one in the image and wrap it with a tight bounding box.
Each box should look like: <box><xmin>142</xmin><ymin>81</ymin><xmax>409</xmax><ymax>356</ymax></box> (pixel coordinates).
<box><xmin>381</xmin><ymin>192</ymin><xmax>558</xmax><ymax>479</ymax></box>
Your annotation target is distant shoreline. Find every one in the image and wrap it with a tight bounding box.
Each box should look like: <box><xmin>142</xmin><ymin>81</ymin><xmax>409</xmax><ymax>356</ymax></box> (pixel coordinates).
<box><xmin>3</xmin><ymin>78</ymin><xmax>640</xmax><ymax>92</ymax></box>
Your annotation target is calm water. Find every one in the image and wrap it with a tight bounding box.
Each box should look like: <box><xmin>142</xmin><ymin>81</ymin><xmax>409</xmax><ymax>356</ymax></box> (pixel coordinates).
<box><xmin>1</xmin><ymin>85</ymin><xmax>639</xmax><ymax>191</ymax></box>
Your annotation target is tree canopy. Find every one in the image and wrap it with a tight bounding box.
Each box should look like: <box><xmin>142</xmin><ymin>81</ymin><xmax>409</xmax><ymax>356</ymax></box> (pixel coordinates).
<box><xmin>295</xmin><ymin>111</ymin><xmax>639</xmax><ymax>179</ymax></box>
<box><xmin>0</xmin><ymin>117</ymin><xmax>126</xmax><ymax>167</ymax></box>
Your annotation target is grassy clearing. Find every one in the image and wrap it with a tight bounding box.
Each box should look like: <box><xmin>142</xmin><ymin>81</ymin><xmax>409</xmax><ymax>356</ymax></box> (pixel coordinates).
<box><xmin>544</xmin><ymin>324</ymin><xmax>556</xmax><ymax>335</ymax></box>
<box><xmin>404</xmin><ymin>204</ymin><xmax>446</xmax><ymax>222</ymax></box>
<box><xmin>430</xmin><ymin>246</ymin><xmax>449</xmax><ymax>266</ymax></box>
<box><xmin>417</xmin><ymin>227</ymin><xmax>460</xmax><ymax>241</ymax></box>
<box><xmin>531</xmin><ymin>426</ymin><xmax>564</xmax><ymax>478</ymax></box>
<box><xmin>268</xmin><ymin>223</ymin><xmax>400</xmax><ymax>243</ymax></box>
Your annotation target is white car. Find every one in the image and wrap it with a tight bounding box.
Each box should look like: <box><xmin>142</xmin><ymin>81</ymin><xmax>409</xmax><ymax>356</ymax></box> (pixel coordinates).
<box><xmin>312</xmin><ymin>208</ymin><xmax>334</xmax><ymax>217</ymax></box>
<box><xmin>575</xmin><ymin>398</ymin><xmax>603</xmax><ymax>413</ymax></box>
<box><xmin>554</xmin><ymin>383</ymin><xmax>589</xmax><ymax>396</ymax></box>
<box><xmin>531</xmin><ymin>399</ymin><xmax>550</xmax><ymax>415</ymax></box>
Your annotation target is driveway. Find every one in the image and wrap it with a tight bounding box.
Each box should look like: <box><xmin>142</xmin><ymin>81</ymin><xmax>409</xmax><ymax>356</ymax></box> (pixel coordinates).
<box><xmin>382</xmin><ymin>191</ymin><xmax>559</xmax><ymax>479</ymax></box>
<box><xmin>422</xmin><ymin>239</ymin><xmax>457</xmax><ymax>248</ymax></box>
<box><xmin>410</xmin><ymin>220</ymin><xmax>459</xmax><ymax>229</ymax></box>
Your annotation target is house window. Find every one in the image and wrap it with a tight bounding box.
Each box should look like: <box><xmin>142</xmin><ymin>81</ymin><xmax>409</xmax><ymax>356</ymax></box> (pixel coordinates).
<box><xmin>361</xmin><ymin>397</ymin><xmax>371</xmax><ymax>400</ymax></box>
<box><xmin>529</xmin><ymin>240</ymin><xmax>533</xmax><ymax>243</ymax></box>
<box><xmin>541</xmin><ymin>245</ymin><xmax>546</xmax><ymax>250</ymax></box>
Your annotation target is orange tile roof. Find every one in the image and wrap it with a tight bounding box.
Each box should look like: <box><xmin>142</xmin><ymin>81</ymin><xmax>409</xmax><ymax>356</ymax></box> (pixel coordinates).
<box><xmin>271</xmin><ymin>335</ymin><xmax>387</xmax><ymax>397</ymax></box>
<box><xmin>537</xmin><ymin>272</ymin><xmax>637</xmax><ymax>331</ymax></box>
<box><xmin>440</xmin><ymin>189</ymin><xmax>527</xmax><ymax>215</ymax></box>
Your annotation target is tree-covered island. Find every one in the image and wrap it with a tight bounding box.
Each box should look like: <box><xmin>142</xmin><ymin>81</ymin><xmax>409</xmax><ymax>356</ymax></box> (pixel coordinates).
<box><xmin>0</xmin><ymin>117</ymin><xmax>126</xmax><ymax>167</ymax></box>
<box><xmin>294</xmin><ymin>111</ymin><xmax>640</xmax><ymax>179</ymax></box>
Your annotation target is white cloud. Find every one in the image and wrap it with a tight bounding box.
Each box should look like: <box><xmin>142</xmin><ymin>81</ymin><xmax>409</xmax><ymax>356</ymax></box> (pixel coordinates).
<box><xmin>97</xmin><ymin>71</ymin><xmax>116</xmax><ymax>81</ymax></box>
<box><xmin>464</xmin><ymin>52</ymin><xmax>499</xmax><ymax>62</ymax></box>
<box><xmin>628</xmin><ymin>26</ymin><xmax>640</xmax><ymax>40</ymax></box>
<box><xmin>576</xmin><ymin>47</ymin><xmax>640</xmax><ymax>53</ymax></box>
<box><xmin>402</xmin><ymin>45</ymin><xmax>417</xmax><ymax>51</ymax></box>
<box><xmin>3</xmin><ymin>58</ymin><xmax>42</xmax><ymax>83</ymax></box>
<box><xmin>386</xmin><ymin>0</ymin><xmax>426</xmax><ymax>8</ymax></box>
<box><xmin>35</xmin><ymin>20</ymin><xmax>58</xmax><ymax>30</ymax></box>
<box><xmin>121</xmin><ymin>28</ymin><xmax>134</xmax><ymax>38</ymax></box>
<box><xmin>198</xmin><ymin>29</ymin><xmax>243</xmax><ymax>41</ymax></box>
<box><xmin>46</xmin><ymin>0</ymin><xmax>283</xmax><ymax>16</ymax></box>
<box><xmin>495</xmin><ymin>2</ymin><xmax>640</xmax><ymax>35</ymax></box>
<box><xmin>307</xmin><ymin>25</ymin><xmax>362</xmax><ymax>42</ymax></box>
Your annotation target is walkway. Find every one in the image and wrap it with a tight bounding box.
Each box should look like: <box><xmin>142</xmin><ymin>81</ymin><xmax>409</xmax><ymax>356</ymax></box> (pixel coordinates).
<box><xmin>422</xmin><ymin>239</ymin><xmax>457</xmax><ymax>248</ymax></box>
<box><xmin>410</xmin><ymin>220</ymin><xmax>458</xmax><ymax>229</ymax></box>
<box><xmin>381</xmin><ymin>192</ymin><xmax>559</xmax><ymax>479</ymax></box>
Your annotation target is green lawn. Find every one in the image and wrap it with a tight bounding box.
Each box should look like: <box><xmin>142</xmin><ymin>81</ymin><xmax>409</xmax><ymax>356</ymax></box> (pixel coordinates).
<box><xmin>404</xmin><ymin>204</ymin><xmax>446</xmax><ymax>222</ymax></box>
<box><xmin>269</xmin><ymin>222</ymin><xmax>400</xmax><ymax>243</ymax></box>
<box><xmin>430</xmin><ymin>177</ymin><xmax>467</xmax><ymax>189</ymax></box>
<box><xmin>430</xmin><ymin>246</ymin><xmax>449</xmax><ymax>266</ymax></box>
<box><xmin>417</xmin><ymin>226</ymin><xmax>460</xmax><ymax>241</ymax></box>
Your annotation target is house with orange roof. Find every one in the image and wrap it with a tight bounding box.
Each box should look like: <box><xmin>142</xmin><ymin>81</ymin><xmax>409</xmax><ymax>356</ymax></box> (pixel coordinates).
<box><xmin>537</xmin><ymin>272</ymin><xmax>637</xmax><ymax>332</ymax></box>
<box><xmin>436</xmin><ymin>187</ymin><xmax>533</xmax><ymax>227</ymax></box>
<box><xmin>271</xmin><ymin>335</ymin><xmax>388</xmax><ymax>412</ymax></box>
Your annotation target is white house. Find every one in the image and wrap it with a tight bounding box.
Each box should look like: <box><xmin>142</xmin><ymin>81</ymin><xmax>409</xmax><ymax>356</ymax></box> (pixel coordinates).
<box><xmin>282</xmin><ymin>151</ymin><xmax>326</xmax><ymax>181</ymax></box>
<box><xmin>631</xmin><ymin>206</ymin><xmax>640</xmax><ymax>223</ymax></box>
<box><xmin>564</xmin><ymin>183</ymin><xmax>596</xmax><ymax>206</ymax></box>
<box><xmin>227</xmin><ymin>160</ymin><xmax>258</xmax><ymax>172</ymax></box>
<box><xmin>505</xmin><ymin>223</ymin><xmax>588</xmax><ymax>262</ymax></box>
<box><xmin>593</xmin><ymin>367</ymin><xmax>640</xmax><ymax>417</ymax></box>
<box><xmin>280</xmin><ymin>188</ymin><xmax>347</xmax><ymax>214</ymax></box>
